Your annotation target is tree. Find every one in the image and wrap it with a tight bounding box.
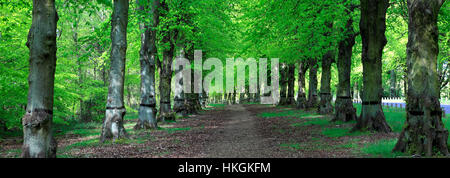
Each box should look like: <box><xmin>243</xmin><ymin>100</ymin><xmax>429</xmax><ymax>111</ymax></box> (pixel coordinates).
<box><xmin>353</xmin><ymin>0</ymin><xmax>392</xmax><ymax>132</ymax></box>
<box><xmin>21</xmin><ymin>0</ymin><xmax>58</xmax><ymax>158</ymax></box>
<box><xmin>333</xmin><ymin>0</ymin><xmax>358</xmax><ymax>122</ymax></box>
<box><xmin>173</xmin><ymin>40</ymin><xmax>188</xmax><ymax>117</ymax></box>
<box><xmin>100</xmin><ymin>0</ymin><xmax>129</xmax><ymax>142</ymax></box>
<box><xmin>278</xmin><ymin>63</ymin><xmax>288</xmax><ymax>105</ymax></box>
<box><xmin>135</xmin><ymin>0</ymin><xmax>159</xmax><ymax>130</ymax></box>
<box><xmin>307</xmin><ymin>58</ymin><xmax>319</xmax><ymax>108</ymax></box>
<box><xmin>296</xmin><ymin>60</ymin><xmax>309</xmax><ymax>109</ymax></box>
<box><xmin>157</xmin><ymin>0</ymin><xmax>177</xmax><ymax>122</ymax></box>
<box><xmin>393</xmin><ymin>0</ymin><xmax>449</xmax><ymax>156</ymax></box>
<box><xmin>318</xmin><ymin>49</ymin><xmax>335</xmax><ymax>114</ymax></box>
<box><xmin>286</xmin><ymin>64</ymin><xmax>296</xmax><ymax>105</ymax></box>
<box><xmin>389</xmin><ymin>70</ymin><xmax>397</xmax><ymax>97</ymax></box>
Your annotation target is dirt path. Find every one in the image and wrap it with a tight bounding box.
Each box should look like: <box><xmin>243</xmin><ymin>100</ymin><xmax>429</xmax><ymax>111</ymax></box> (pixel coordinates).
<box><xmin>204</xmin><ymin>104</ymin><xmax>270</xmax><ymax>157</ymax></box>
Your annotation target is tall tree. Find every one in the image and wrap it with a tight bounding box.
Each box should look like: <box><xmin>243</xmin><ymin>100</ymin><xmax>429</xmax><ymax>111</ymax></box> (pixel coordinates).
<box><xmin>135</xmin><ymin>0</ymin><xmax>159</xmax><ymax>130</ymax></box>
<box><xmin>100</xmin><ymin>0</ymin><xmax>129</xmax><ymax>142</ymax></box>
<box><xmin>173</xmin><ymin>41</ymin><xmax>188</xmax><ymax>117</ymax></box>
<box><xmin>286</xmin><ymin>64</ymin><xmax>296</xmax><ymax>105</ymax></box>
<box><xmin>353</xmin><ymin>0</ymin><xmax>392</xmax><ymax>132</ymax></box>
<box><xmin>393</xmin><ymin>0</ymin><xmax>449</xmax><ymax>156</ymax></box>
<box><xmin>157</xmin><ymin>0</ymin><xmax>177</xmax><ymax>122</ymax></box>
<box><xmin>278</xmin><ymin>63</ymin><xmax>288</xmax><ymax>105</ymax></box>
<box><xmin>333</xmin><ymin>2</ymin><xmax>357</xmax><ymax>122</ymax></box>
<box><xmin>21</xmin><ymin>0</ymin><xmax>58</xmax><ymax>158</ymax></box>
<box><xmin>185</xmin><ymin>46</ymin><xmax>200</xmax><ymax>114</ymax></box>
<box><xmin>307</xmin><ymin>58</ymin><xmax>319</xmax><ymax>108</ymax></box>
<box><xmin>318</xmin><ymin>50</ymin><xmax>335</xmax><ymax>114</ymax></box>
<box><xmin>319</xmin><ymin>56</ymin><xmax>335</xmax><ymax>113</ymax></box>
<box><xmin>389</xmin><ymin>70</ymin><xmax>397</xmax><ymax>97</ymax></box>
<box><xmin>318</xmin><ymin>20</ymin><xmax>335</xmax><ymax>115</ymax></box>
<box><xmin>296</xmin><ymin>60</ymin><xmax>309</xmax><ymax>109</ymax></box>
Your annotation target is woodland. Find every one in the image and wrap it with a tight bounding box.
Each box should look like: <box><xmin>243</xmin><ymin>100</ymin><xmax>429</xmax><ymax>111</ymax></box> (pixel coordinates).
<box><xmin>0</xmin><ymin>0</ymin><xmax>449</xmax><ymax>158</ymax></box>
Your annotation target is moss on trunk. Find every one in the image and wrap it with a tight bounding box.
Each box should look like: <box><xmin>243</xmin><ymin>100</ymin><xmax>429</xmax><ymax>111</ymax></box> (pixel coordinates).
<box><xmin>393</xmin><ymin>0</ymin><xmax>449</xmax><ymax>156</ymax></box>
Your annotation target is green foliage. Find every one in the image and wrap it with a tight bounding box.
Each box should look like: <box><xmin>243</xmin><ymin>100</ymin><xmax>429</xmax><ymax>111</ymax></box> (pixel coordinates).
<box><xmin>0</xmin><ymin>0</ymin><xmax>449</xmax><ymax>160</ymax></box>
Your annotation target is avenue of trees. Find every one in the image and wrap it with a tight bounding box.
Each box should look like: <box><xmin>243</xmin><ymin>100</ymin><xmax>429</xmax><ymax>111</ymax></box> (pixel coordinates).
<box><xmin>0</xmin><ymin>0</ymin><xmax>449</xmax><ymax>157</ymax></box>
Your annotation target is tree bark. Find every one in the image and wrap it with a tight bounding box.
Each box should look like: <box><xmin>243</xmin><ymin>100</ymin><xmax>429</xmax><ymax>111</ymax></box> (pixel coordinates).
<box><xmin>318</xmin><ymin>21</ymin><xmax>335</xmax><ymax>114</ymax></box>
<box><xmin>286</xmin><ymin>64</ymin><xmax>296</xmax><ymax>105</ymax></box>
<box><xmin>22</xmin><ymin>0</ymin><xmax>58</xmax><ymax>158</ymax></box>
<box><xmin>318</xmin><ymin>50</ymin><xmax>335</xmax><ymax>114</ymax></box>
<box><xmin>307</xmin><ymin>58</ymin><xmax>319</xmax><ymax>108</ymax></box>
<box><xmin>278</xmin><ymin>63</ymin><xmax>288</xmax><ymax>105</ymax></box>
<box><xmin>296</xmin><ymin>60</ymin><xmax>308</xmax><ymax>109</ymax></box>
<box><xmin>389</xmin><ymin>70</ymin><xmax>397</xmax><ymax>97</ymax></box>
<box><xmin>158</xmin><ymin>0</ymin><xmax>176</xmax><ymax>122</ymax></box>
<box><xmin>135</xmin><ymin>0</ymin><xmax>159</xmax><ymax>130</ymax></box>
<box><xmin>393</xmin><ymin>0</ymin><xmax>449</xmax><ymax>156</ymax></box>
<box><xmin>173</xmin><ymin>42</ymin><xmax>188</xmax><ymax>117</ymax></box>
<box><xmin>159</xmin><ymin>45</ymin><xmax>175</xmax><ymax>122</ymax></box>
<box><xmin>353</xmin><ymin>0</ymin><xmax>392</xmax><ymax>132</ymax></box>
<box><xmin>100</xmin><ymin>0</ymin><xmax>129</xmax><ymax>142</ymax></box>
<box><xmin>333</xmin><ymin>8</ymin><xmax>357</xmax><ymax>122</ymax></box>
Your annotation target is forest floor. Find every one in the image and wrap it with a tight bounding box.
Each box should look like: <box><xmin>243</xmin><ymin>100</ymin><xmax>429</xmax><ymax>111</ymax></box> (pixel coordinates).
<box><xmin>1</xmin><ymin>103</ymin><xmax>450</xmax><ymax>158</ymax></box>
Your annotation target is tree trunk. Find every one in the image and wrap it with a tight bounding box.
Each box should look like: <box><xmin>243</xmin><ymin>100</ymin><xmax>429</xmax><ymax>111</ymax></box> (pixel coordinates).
<box><xmin>201</xmin><ymin>90</ymin><xmax>208</xmax><ymax>106</ymax></box>
<box><xmin>135</xmin><ymin>0</ymin><xmax>159</xmax><ymax>130</ymax></box>
<box><xmin>278</xmin><ymin>63</ymin><xmax>288</xmax><ymax>105</ymax></box>
<box><xmin>389</xmin><ymin>70</ymin><xmax>397</xmax><ymax>97</ymax></box>
<box><xmin>184</xmin><ymin>47</ymin><xmax>198</xmax><ymax>114</ymax></box>
<box><xmin>333</xmin><ymin>8</ymin><xmax>357</xmax><ymax>122</ymax></box>
<box><xmin>353</xmin><ymin>82</ymin><xmax>359</xmax><ymax>99</ymax></box>
<box><xmin>157</xmin><ymin>0</ymin><xmax>177</xmax><ymax>122</ymax></box>
<box><xmin>353</xmin><ymin>0</ymin><xmax>391</xmax><ymax>132</ymax></box>
<box><xmin>159</xmin><ymin>45</ymin><xmax>175</xmax><ymax>122</ymax></box>
<box><xmin>307</xmin><ymin>58</ymin><xmax>319</xmax><ymax>108</ymax></box>
<box><xmin>71</xmin><ymin>8</ymin><xmax>88</xmax><ymax>122</ymax></box>
<box><xmin>173</xmin><ymin>42</ymin><xmax>188</xmax><ymax>117</ymax></box>
<box><xmin>255</xmin><ymin>82</ymin><xmax>261</xmax><ymax>103</ymax></box>
<box><xmin>22</xmin><ymin>0</ymin><xmax>58</xmax><ymax>158</ymax></box>
<box><xmin>286</xmin><ymin>64</ymin><xmax>296</xmax><ymax>105</ymax></box>
<box><xmin>318</xmin><ymin>50</ymin><xmax>335</xmax><ymax>114</ymax></box>
<box><xmin>100</xmin><ymin>0</ymin><xmax>129</xmax><ymax>143</ymax></box>
<box><xmin>393</xmin><ymin>0</ymin><xmax>449</xmax><ymax>156</ymax></box>
<box><xmin>232</xmin><ymin>92</ymin><xmax>236</xmax><ymax>104</ymax></box>
<box><xmin>403</xmin><ymin>73</ymin><xmax>408</xmax><ymax>97</ymax></box>
<box><xmin>296</xmin><ymin>60</ymin><xmax>308</xmax><ymax>109</ymax></box>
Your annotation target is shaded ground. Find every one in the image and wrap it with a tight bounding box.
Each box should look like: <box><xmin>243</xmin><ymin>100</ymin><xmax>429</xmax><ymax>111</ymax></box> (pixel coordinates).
<box><xmin>2</xmin><ymin>103</ymin><xmax>449</xmax><ymax>158</ymax></box>
<box><xmin>205</xmin><ymin>104</ymin><xmax>277</xmax><ymax>157</ymax></box>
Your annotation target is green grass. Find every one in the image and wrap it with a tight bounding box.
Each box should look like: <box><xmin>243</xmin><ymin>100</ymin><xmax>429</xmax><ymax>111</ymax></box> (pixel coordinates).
<box><xmin>54</xmin><ymin>121</ymin><xmax>101</xmax><ymax>137</ymax></box>
<box><xmin>0</xmin><ymin>129</ymin><xmax>22</xmax><ymax>139</ymax></box>
<box><xmin>291</xmin><ymin>118</ymin><xmax>329</xmax><ymax>127</ymax></box>
<box><xmin>68</xmin><ymin>128</ymin><xmax>101</xmax><ymax>137</ymax></box>
<box><xmin>259</xmin><ymin>109</ymin><xmax>310</xmax><ymax>118</ymax></box>
<box><xmin>280</xmin><ymin>143</ymin><xmax>303</xmax><ymax>150</ymax></box>
<box><xmin>354</xmin><ymin>103</ymin><xmax>450</xmax><ymax>133</ymax></box>
<box><xmin>360</xmin><ymin>139</ymin><xmax>407</xmax><ymax>158</ymax></box>
<box><xmin>208</xmin><ymin>103</ymin><xmax>226</xmax><ymax>108</ymax></box>
<box><xmin>336</xmin><ymin>139</ymin><xmax>360</xmax><ymax>149</ymax></box>
<box><xmin>62</xmin><ymin>138</ymin><xmax>101</xmax><ymax>152</ymax></box>
<box><xmin>321</xmin><ymin>127</ymin><xmax>370</xmax><ymax>138</ymax></box>
<box><xmin>159</xmin><ymin>127</ymin><xmax>191</xmax><ymax>133</ymax></box>
<box><xmin>354</xmin><ymin>103</ymin><xmax>450</xmax><ymax>144</ymax></box>
<box><xmin>124</xmin><ymin>112</ymin><xmax>138</xmax><ymax>120</ymax></box>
